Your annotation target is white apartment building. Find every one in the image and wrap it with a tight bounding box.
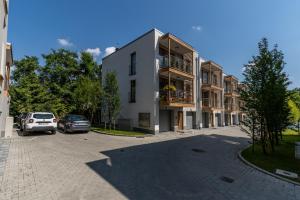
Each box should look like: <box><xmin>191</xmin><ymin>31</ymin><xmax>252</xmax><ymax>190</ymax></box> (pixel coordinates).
<box><xmin>102</xmin><ymin>29</ymin><xmax>201</xmax><ymax>134</ymax></box>
<box><xmin>0</xmin><ymin>0</ymin><xmax>13</xmax><ymax>137</ymax></box>
<box><xmin>102</xmin><ymin>28</ymin><xmax>243</xmax><ymax>133</ymax></box>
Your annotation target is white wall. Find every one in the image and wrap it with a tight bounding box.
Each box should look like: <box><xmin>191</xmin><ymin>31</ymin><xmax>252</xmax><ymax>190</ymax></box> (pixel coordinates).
<box><xmin>0</xmin><ymin>0</ymin><xmax>10</xmax><ymax>134</ymax></box>
<box><xmin>102</xmin><ymin>29</ymin><xmax>158</xmax><ymax>133</ymax></box>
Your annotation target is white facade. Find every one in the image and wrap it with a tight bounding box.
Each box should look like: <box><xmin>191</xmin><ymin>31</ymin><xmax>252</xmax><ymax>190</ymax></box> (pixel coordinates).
<box><xmin>0</xmin><ymin>0</ymin><xmax>12</xmax><ymax>137</ymax></box>
<box><xmin>102</xmin><ymin>28</ymin><xmax>242</xmax><ymax>133</ymax></box>
<box><xmin>102</xmin><ymin>29</ymin><xmax>158</xmax><ymax>132</ymax></box>
<box><xmin>102</xmin><ymin>29</ymin><xmax>199</xmax><ymax>133</ymax></box>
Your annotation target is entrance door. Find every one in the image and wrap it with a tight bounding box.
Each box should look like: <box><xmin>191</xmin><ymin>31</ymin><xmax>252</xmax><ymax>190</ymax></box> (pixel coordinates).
<box><xmin>186</xmin><ymin>112</ymin><xmax>193</xmax><ymax>129</ymax></box>
<box><xmin>178</xmin><ymin>111</ymin><xmax>183</xmax><ymax>130</ymax></box>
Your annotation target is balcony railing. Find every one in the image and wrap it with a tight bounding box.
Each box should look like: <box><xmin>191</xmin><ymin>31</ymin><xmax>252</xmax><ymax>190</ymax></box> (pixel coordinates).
<box><xmin>159</xmin><ymin>55</ymin><xmax>192</xmax><ymax>75</ymax></box>
<box><xmin>160</xmin><ymin>89</ymin><xmax>193</xmax><ymax>104</ymax></box>
<box><xmin>224</xmin><ymin>88</ymin><xmax>239</xmax><ymax>94</ymax></box>
<box><xmin>224</xmin><ymin>103</ymin><xmax>239</xmax><ymax>111</ymax></box>
<box><xmin>202</xmin><ymin>98</ymin><xmax>221</xmax><ymax>108</ymax></box>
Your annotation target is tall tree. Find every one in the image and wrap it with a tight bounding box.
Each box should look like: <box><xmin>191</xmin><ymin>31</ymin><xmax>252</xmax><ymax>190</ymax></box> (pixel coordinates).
<box><xmin>103</xmin><ymin>71</ymin><xmax>120</xmax><ymax>126</ymax></box>
<box><xmin>241</xmin><ymin>38</ymin><xmax>289</xmax><ymax>154</ymax></box>
<box><xmin>9</xmin><ymin>56</ymin><xmax>66</xmax><ymax>117</ymax></box>
<box><xmin>40</xmin><ymin>49</ymin><xmax>79</xmax><ymax>114</ymax></box>
<box><xmin>73</xmin><ymin>77</ymin><xmax>102</xmax><ymax>123</ymax></box>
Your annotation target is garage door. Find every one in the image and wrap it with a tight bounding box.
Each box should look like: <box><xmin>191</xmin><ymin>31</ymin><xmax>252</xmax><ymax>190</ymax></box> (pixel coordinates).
<box><xmin>186</xmin><ymin>112</ymin><xmax>193</xmax><ymax>129</ymax></box>
<box><xmin>159</xmin><ymin>110</ymin><xmax>171</xmax><ymax>132</ymax></box>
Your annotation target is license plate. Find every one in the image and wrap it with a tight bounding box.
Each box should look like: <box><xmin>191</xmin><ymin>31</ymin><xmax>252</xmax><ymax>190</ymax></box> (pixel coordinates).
<box><xmin>38</xmin><ymin>122</ymin><xmax>49</xmax><ymax>125</ymax></box>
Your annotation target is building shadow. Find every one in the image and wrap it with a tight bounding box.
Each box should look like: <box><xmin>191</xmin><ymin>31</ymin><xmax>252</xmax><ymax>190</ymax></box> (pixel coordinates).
<box><xmin>86</xmin><ymin>133</ymin><xmax>250</xmax><ymax>200</ymax></box>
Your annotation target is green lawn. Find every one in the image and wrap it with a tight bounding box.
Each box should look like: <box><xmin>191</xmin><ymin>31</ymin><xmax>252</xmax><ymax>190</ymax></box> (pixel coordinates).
<box><xmin>242</xmin><ymin>130</ymin><xmax>300</xmax><ymax>182</ymax></box>
<box><xmin>91</xmin><ymin>127</ymin><xmax>148</xmax><ymax>137</ymax></box>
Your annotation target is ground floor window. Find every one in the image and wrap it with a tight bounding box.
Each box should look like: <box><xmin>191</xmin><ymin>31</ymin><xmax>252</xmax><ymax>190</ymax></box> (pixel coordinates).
<box><xmin>139</xmin><ymin>113</ymin><xmax>150</xmax><ymax>128</ymax></box>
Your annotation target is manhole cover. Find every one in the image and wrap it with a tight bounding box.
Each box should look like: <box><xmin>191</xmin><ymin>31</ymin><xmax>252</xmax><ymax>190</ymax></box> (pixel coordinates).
<box><xmin>192</xmin><ymin>148</ymin><xmax>205</xmax><ymax>153</ymax></box>
<box><xmin>220</xmin><ymin>176</ymin><xmax>234</xmax><ymax>183</ymax></box>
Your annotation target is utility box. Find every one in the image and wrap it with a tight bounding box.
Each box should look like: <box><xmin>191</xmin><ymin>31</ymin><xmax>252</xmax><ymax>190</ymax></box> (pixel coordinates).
<box><xmin>296</xmin><ymin>142</ymin><xmax>300</xmax><ymax>160</ymax></box>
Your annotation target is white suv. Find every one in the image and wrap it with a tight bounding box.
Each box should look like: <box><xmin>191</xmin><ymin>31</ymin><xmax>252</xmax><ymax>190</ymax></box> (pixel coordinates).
<box><xmin>23</xmin><ymin>112</ymin><xmax>57</xmax><ymax>135</ymax></box>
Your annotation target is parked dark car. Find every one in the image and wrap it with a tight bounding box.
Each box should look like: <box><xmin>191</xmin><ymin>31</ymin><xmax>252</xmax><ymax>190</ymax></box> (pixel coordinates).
<box><xmin>19</xmin><ymin>112</ymin><xmax>28</xmax><ymax>131</ymax></box>
<box><xmin>57</xmin><ymin>114</ymin><xmax>90</xmax><ymax>133</ymax></box>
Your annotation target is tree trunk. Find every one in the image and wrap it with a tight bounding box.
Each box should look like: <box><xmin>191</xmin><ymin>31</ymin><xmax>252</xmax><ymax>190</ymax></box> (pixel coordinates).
<box><xmin>275</xmin><ymin>131</ymin><xmax>279</xmax><ymax>145</ymax></box>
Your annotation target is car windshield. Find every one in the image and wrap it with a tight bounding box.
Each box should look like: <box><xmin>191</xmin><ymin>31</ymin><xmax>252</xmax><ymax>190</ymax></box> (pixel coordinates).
<box><xmin>33</xmin><ymin>114</ymin><xmax>54</xmax><ymax>119</ymax></box>
<box><xmin>68</xmin><ymin>115</ymin><xmax>87</xmax><ymax>121</ymax></box>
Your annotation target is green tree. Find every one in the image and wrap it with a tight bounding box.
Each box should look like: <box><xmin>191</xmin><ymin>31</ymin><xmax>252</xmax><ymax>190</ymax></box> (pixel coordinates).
<box><xmin>9</xmin><ymin>56</ymin><xmax>65</xmax><ymax>117</ymax></box>
<box><xmin>288</xmin><ymin>89</ymin><xmax>300</xmax><ymax>133</ymax></box>
<box><xmin>241</xmin><ymin>38</ymin><xmax>290</xmax><ymax>154</ymax></box>
<box><xmin>103</xmin><ymin>71</ymin><xmax>120</xmax><ymax>126</ymax></box>
<box><xmin>73</xmin><ymin>77</ymin><xmax>102</xmax><ymax>123</ymax></box>
<box><xmin>40</xmin><ymin>49</ymin><xmax>79</xmax><ymax>114</ymax></box>
<box><xmin>79</xmin><ymin>52</ymin><xmax>101</xmax><ymax>80</ymax></box>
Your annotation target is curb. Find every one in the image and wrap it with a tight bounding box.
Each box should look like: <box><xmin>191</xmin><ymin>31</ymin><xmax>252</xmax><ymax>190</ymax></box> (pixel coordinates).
<box><xmin>238</xmin><ymin>147</ymin><xmax>300</xmax><ymax>186</ymax></box>
<box><xmin>91</xmin><ymin>130</ymin><xmax>153</xmax><ymax>138</ymax></box>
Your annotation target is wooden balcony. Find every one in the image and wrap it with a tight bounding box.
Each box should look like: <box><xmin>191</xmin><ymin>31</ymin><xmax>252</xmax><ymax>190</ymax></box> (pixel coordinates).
<box><xmin>202</xmin><ymin>83</ymin><xmax>223</xmax><ymax>91</ymax></box>
<box><xmin>201</xmin><ymin>61</ymin><xmax>223</xmax><ymax>91</ymax></box>
<box><xmin>160</xmin><ymin>89</ymin><xmax>194</xmax><ymax>108</ymax></box>
<box><xmin>159</xmin><ymin>55</ymin><xmax>194</xmax><ymax>79</ymax></box>
<box><xmin>202</xmin><ymin>97</ymin><xmax>223</xmax><ymax>111</ymax></box>
<box><xmin>224</xmin><ymin>103</ymin><xmax>239</xmax><ymax>112</ymax></box>
<box><xmin>159</xmin><ymin>33</ymin><xmax>195</xmax><ymax>80</ymax></box>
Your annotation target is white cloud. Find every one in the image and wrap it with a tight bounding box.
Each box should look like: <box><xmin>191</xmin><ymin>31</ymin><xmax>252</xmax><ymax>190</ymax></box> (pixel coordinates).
<box><xmin>85</xmin><ymin>47</ymin><xmax>101</xmax><ymax>57</ymax></box>
<box><xmin>104</xmin><ymin>47</ymin><xmax>116</xmax><ymax>57</ymax></box>
<box><xmin>57</xmin><ymin>38</ymin><xmax>73</xmax><ymax>47</ymax></box>
<box><xmin>192</xmin><ymin>25</ymin><xmax>202</xmax><ymax>32</ymax></box>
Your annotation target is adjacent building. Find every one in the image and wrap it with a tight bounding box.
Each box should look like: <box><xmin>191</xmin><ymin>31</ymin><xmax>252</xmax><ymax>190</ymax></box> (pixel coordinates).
<box><xmin>0</xmin><ymin>0</ymin><xmax>13</xmax><ymax>137</ymax></box>
<box><xmin>201</xmin><ymin>61</ymin><xmax>224</xmax><ymax>128</ymax></box>
<box><xmin>224</xmin><ymin>75</ymin><xmax>240</xmax><ymax>126</ymax></box>
<box><xmin>102</xmin><ymin>28</ymin><xmax>243</xmax><ymax>133</ymax></box>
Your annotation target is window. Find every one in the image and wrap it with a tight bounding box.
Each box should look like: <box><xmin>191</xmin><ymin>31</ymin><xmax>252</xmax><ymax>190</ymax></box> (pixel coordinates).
<box><xmin>3</xmin><ymin>0</ymin><xmax>8</xmax><ymax>28</ymax></box>
<box><xmin>139</xmin><ymin>113</ymin><xmax>150</xmax><ymax>128</ymax></box>
<box><xmin>202</xmin><ymin>71</ymin><xmax>208</xmax><ymax>84</ymax></box>
<box><xmin>3</xmin><ymin>16</ymin><xmax>6</xmax><ymax>28</ymax></box>
<box><xmin>129</xmin><ymin>52</ymin><xmax>136</xmax><ymax>75</ymax></box>
<box><xmin>129</xmin><ymin>80</ymin><xmax>136</xmax><ymax>103</ymax></box>
<box><xmin>213</xmin><ymin>75</ymin><xmax>217</xmax><ymax>85</ymax></box>
<box><xmin>33</xmin><ymin>114</ymin><xmax>54</xmax><ymax>119</ymax></box>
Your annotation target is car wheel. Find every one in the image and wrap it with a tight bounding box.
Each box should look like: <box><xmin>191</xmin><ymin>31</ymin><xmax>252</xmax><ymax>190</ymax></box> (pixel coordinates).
<box><xmin>63</xmin><ymin>126</ymin><xmax>67</xmax><ymax>134</ymax></box>
<box><xmin>51</xmin><ymin>130</ymin><xmax>56</xmax><ymax>135</ymax></box>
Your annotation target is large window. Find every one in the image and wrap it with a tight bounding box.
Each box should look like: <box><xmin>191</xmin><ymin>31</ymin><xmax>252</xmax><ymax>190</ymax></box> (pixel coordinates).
<box><xmin>129</xmin><ymin>52</ymin><xmax>136</xmax><ymax>75</ymax></box>
<box><xmin>129</xmin><ymin>80</ymin><xmax>136</xmax><ymax>103</ymax></box>
<box><xmin>202</xmin><ymin>71</ymin><xmax>208</xmax><ymax>84</ymax></box>
<box><xmin>139</xmin><ymin>113</ymin><xmax>150</xmax><ymax>128</ymax></box>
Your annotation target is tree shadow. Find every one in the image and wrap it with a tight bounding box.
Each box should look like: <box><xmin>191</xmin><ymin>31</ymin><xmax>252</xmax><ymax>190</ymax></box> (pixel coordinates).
<box><xmin>86</xmin><ymin>133</ymin><xmax>250</xmax><ymax>200</ymax></box>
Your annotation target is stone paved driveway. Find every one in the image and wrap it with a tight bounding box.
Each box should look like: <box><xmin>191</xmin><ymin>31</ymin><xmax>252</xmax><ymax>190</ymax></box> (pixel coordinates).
<box><xmin>0</xmin><ymin>127</ymin><xmax>299</xmax><ymax>200</ymax></box>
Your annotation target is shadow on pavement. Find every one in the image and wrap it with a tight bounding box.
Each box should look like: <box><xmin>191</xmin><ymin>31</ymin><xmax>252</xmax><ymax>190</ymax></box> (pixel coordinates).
<box><xmin>86</xmin><ymin>133</ymin><xmax>250</xmax><ymax>200</ymax></box>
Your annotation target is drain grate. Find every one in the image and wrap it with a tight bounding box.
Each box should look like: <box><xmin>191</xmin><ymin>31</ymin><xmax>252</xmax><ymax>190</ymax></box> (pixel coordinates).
<box><xmin>192</xmin><ymin>148</ymin><xmax>205</xmax><ymax>153</ymax></box>
<box><xmin>84</xmin><ymin>138</ymin><xmax>88</xmax><ymax>140</ymax></box>
<box><xmin>220</xmin><ymin>176</ymin><xmax>234</xmax><ymax>183</ymax></box>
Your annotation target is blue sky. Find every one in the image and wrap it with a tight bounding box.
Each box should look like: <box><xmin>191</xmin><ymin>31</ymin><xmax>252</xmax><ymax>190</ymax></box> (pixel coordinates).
<box><xmin>8</xmin><ymin>0</ymin><xmax>300</xmax><ymax>88</ymax></box>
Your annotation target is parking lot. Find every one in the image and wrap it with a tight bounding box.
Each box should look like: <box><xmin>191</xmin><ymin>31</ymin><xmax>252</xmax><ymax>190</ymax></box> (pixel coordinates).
<box><xmin>0</xmin><ymin>127</ymin><xmax>299</xmax><ymax>200</ymax></box>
